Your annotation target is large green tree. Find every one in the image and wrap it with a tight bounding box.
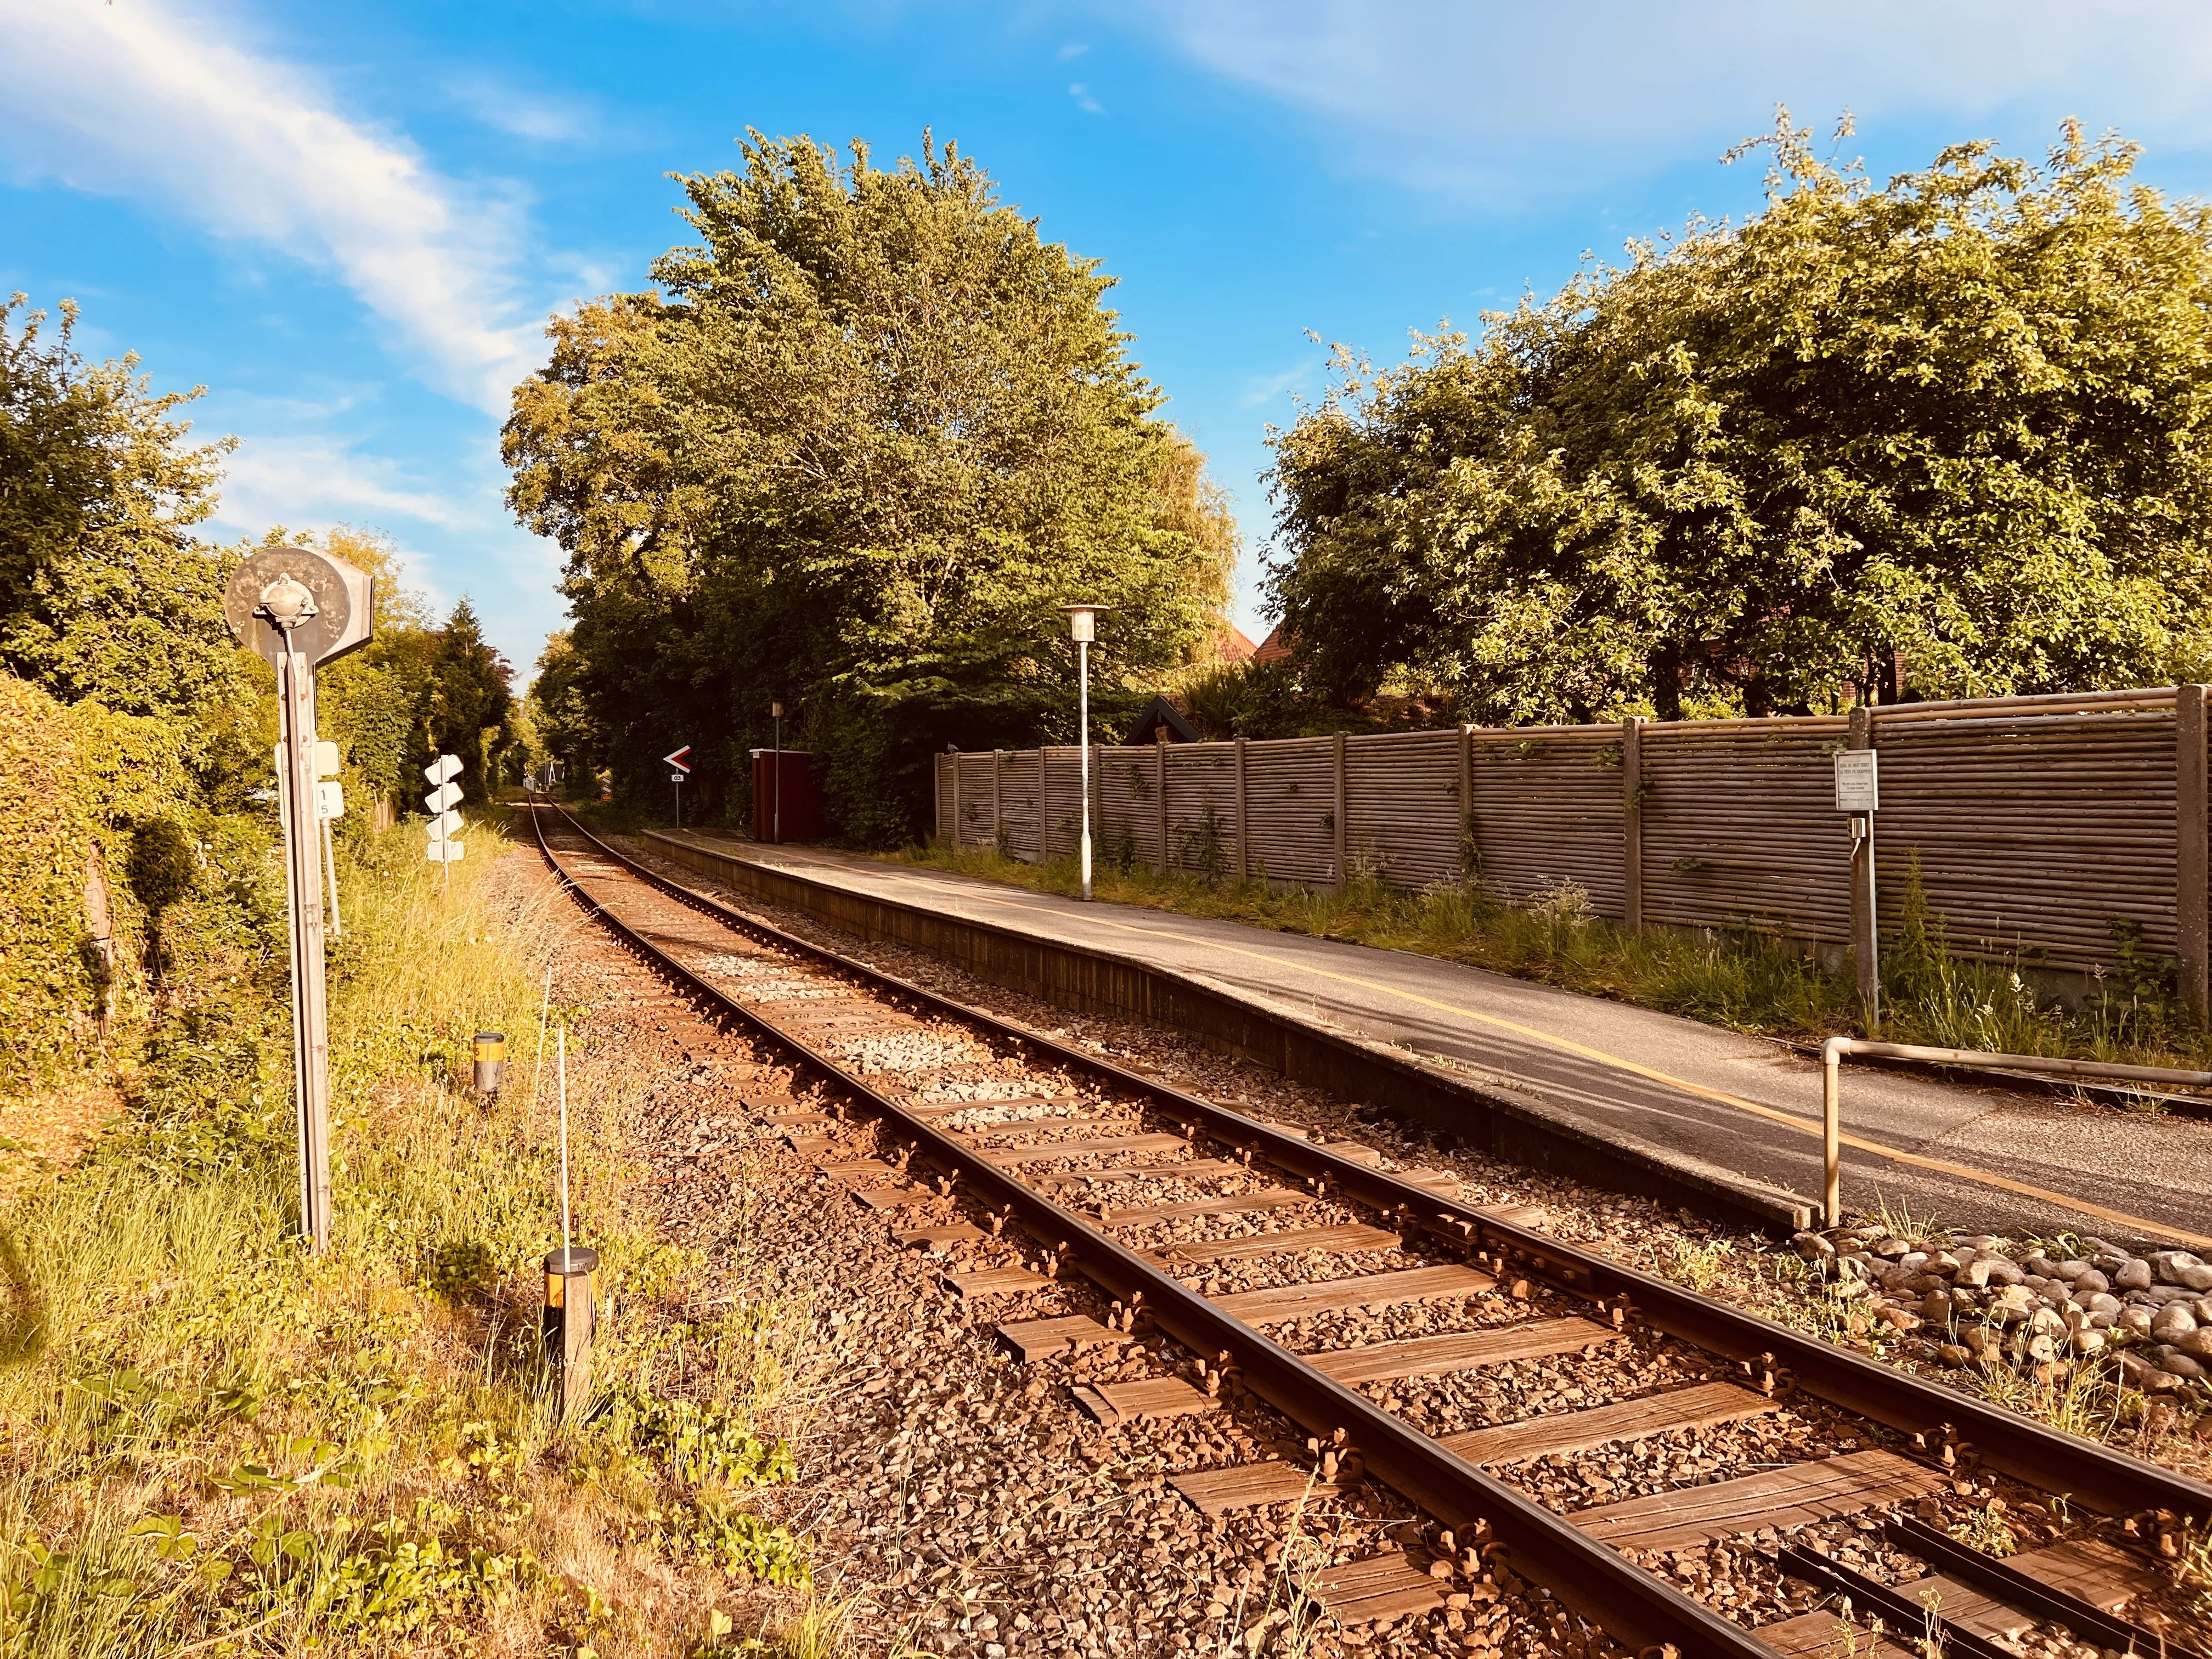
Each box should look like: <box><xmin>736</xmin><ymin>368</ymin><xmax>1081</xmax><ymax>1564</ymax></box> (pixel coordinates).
<box><xmin>1267</xmin><ymin>119</ymin><xmax>2212</xmax><ymax>723</ymax></box>
<box><xmin>505</xmin><ymin>133</ymin><xmax>1234</xmax><ymax>842</ymax></box>
<box><xmin>0</xmin><ymin>296</ymin><xmax>241</xmax><ymax>729</ymax></box>
<box><xmin>417</xmin><ymin>597</ymin><xmax>514</xmax><ymax>805</ymax></box>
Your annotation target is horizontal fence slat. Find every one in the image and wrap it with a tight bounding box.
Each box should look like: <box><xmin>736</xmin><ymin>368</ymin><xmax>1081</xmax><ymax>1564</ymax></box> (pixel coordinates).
<box><xmin>945</xmin><ymin>685</ymin><xmax>2203</xmax><ymax>977</ymax></box>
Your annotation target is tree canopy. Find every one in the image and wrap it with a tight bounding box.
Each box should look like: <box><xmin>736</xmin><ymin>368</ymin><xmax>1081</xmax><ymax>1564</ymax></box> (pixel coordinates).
<box><xmin>1266</xmin><ymin>118</ymin><xmax>2212</xmax><ymax>723</ymax></box>
<box><xmin>0</xmin><ymin>295</ymin><xmax>240</xmax><ymax>728</ymax></box>
<box><xmin>505</xmin><ymin>133</ymin><xmax>1235</xmax><ymax>842</ymax></box>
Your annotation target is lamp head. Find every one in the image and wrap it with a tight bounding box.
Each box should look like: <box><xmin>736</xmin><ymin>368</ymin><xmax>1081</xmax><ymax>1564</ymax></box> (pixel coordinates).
<box><xmin>771</xmin><ymin>699</ymin><xmax>785</xmax><ymax>719</ymax></box>
<box><xmin>1059</xmin><ymin>603</ymin><xmax>1109</xmax><ymax>644</ymax></box>
<box><xmin>256</xmin><ymin>574</ymin><xmax>318</xmax><ymax>630</ymax></box>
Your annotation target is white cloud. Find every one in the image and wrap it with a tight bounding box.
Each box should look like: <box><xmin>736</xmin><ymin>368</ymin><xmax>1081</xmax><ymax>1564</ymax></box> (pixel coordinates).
<box><xmin>211</xmin><ymin>435</ymin><xmax>478</xmax><ymax>538</ymax></box>
<box><xmin>439</xmin><ymin>72</ymin><xmax>597</xmax><ymax>144</ymax></box>
<box><xmin>1057</xmin><ymin>40</ymin><xmax>1090</xmax><ymax>61</ymax></box>
<box><xmin>0</xmin><ymin>0</ymin><xmax>546</xmax><ymax>411</ymax></box>
<box><xmin>1125</xmin><ymin>0</ymin><xmax>2212</xmax><ymax>203</ymax></box>
<box><xmin>1069</xmin><ymin>81</ymin><xmax>1105</xmax><ymax>115</ymax></box>
<box><xmin>1237</xmin><ymin>362</ymin><xmax>1316</xmax><ymax>410</ymax></box>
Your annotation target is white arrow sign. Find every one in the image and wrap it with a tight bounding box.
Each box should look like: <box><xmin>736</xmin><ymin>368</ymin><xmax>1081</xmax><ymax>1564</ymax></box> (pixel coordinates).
<box><xmin>425</xmin><ymin>809</ymin><xmax>465</xmax><ymax>840</ymax></box>
<box><xmin>425</xmin><ymin>754</ymin><xmax>463</xmax><ymax>787</ymax></box>
<box><xmin>663</xmin><ymin>745</ymin><xmax>692</xmax><ymax>774</ymax></box>
<box><xmin>424</xmin><ymin>780</ymin><xmax>463</xmax><ymax>814</ymax></box>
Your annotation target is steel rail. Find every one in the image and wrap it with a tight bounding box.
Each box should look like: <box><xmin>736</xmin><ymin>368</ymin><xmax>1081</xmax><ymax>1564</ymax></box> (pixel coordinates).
<box><xmin>1883</xmin><ymin>1516</ymin><xmax>2211</xmax><ymax>1659</ymax></box>
<box><xmin>531</xmin><ymin>802</ymin><xmax>2208</xmax><ymax>1641</ymax></box>
<box><xmin>529</xmin><ymin>803</ymin><xmax>1769</xmax><ymax>1656</ymax></box>
<box><xmin>536</xmin><ymin>804</ymin><xmax>2212</xmax><ymax>1527</ymax></box>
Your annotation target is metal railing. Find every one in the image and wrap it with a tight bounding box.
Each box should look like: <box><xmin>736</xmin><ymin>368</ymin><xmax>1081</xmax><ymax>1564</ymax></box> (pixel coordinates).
<box><xmin>1819</xmin><ymin>1037</ymin><xmax>2212</xmax><ymax>1227</ymax></box>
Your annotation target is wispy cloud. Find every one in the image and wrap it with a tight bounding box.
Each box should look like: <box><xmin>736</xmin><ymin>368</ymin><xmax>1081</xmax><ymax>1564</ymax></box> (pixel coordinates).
<box><xmin>1068</xmin><ymin>81</ymin><xmax>1105</xmax><ymax>115</ymax></box>
<box><xmin>0</xmin><ymin>0</ymin><xmax>548</xmax><ymax>412</ymax></box>
<box><xmin>440</xmin><ymin>71</ymin><xmax>598</xmax><ymax>144</ymax></box>
<box><xmin>1238</xmin><ymin>362</ymin><xmax>1317</xmax><ymax>410</ymax></box>
<box><xmin>1057</xmin><ymin>40</ymin><xmax>1090</xmax><ymax>61</ymax></box>
<box><xmin>1124</xmin><ymin>0</ymin><xmax>2212</xmax><ymax>203</ymax></box>
<box><xmin>211</xmin><ymin>435</ymin><xmax>478</xmax><ymax>538</ymax></box>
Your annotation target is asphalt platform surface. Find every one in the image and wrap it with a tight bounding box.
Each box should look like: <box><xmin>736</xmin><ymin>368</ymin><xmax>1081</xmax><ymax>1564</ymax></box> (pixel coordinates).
<box><xmin>664</xmin><ymin>834</ymin><xmax>2212</xmax><ymax>1249</ymax></box>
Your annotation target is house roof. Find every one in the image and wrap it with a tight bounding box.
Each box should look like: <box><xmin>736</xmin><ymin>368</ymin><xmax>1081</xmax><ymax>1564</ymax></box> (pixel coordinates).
<box><xmin>1251</xmin><ymin>625</ymin><xmax>1294</xmax><ymax>666</ymax></box>
<box><xmin>1131</xmin><ymin>693</ymin><xmax>1206</xmax><ymax>744</ymax></box>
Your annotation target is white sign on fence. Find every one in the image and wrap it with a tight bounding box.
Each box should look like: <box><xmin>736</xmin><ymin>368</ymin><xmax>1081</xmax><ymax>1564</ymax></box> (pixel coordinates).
<box><xmin>1833</xmin><ymin>750</ymin><xmax>1879</xmax><ymax>814</ymax></box>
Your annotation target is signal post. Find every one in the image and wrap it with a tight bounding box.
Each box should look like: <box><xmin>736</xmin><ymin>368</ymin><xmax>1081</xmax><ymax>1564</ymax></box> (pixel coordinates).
<box><xmin>223</xmin><ymin>548</ymin><xmax>376</xmax><ymax>1251</ymax></box>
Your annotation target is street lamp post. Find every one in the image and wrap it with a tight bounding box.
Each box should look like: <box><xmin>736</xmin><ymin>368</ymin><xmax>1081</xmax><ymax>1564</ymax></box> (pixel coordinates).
<box><xmin>1059</xmin><ymin>606</ymin><xmax>1109</xmax><ymax>901</ymax></box>
<box><xmin>771</xmin><ymin>699</ymin><xmax>784</xmax><ymax>844</ymax></box>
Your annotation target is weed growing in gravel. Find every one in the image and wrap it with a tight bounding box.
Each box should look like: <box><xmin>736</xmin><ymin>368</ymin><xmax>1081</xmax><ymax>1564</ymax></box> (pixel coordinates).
<box><xmin>0</xmin><ymin>821</ymin><xmax>815</xmax><ymax>1656</ymax></box>
<box><xmin>1945</xmin><ymin>1505</ymin><xmax>2019</xmax><ymax>1558</ymax></box>
<box><xmin>1662</xmin><ymin>1236</ymin><xmax>1736</xmax><ymax>1293</ymax></box>
<box><xmin>893</xmin><ymin>841</ymin><xmax>2212</xmax><ymax>1067</ymax></box>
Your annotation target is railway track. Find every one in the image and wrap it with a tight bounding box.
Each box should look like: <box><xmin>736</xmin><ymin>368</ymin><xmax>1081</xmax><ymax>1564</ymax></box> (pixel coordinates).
<box><xmin>529</xmin><ymin>799</ymin><xmax>2212</xmax><ymax>1658</ymax></box>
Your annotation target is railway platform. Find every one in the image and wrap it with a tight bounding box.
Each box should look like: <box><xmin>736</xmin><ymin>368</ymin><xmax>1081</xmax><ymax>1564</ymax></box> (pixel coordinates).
<box><xmin>638</xmin><ymin>828</ymin><xmax>2212</xmax><ymax>1250</ymax></box>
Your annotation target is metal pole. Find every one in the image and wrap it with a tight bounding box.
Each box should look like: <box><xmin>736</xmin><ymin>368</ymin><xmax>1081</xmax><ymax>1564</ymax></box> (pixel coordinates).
<box><xmin>1864</xmin><ymin>812</ymin><xmax>1880</xmax><ymax>1033</ymax></box>
<box><xmin>557</xmin><ymin>1024</ymin><xmax>572</xmax><ymax>1256</ymax></box>
<box><xmin>1078</xmin><ymin>638</ymin><xmax>1093</xmax><ymax>901</ymax></box>
<box><xmin>279</xmin><ymin>642</ymin><xmax>334</xmax><ymax>1249</ymax></box>
<box><xmin>1821</xmin><ymin>1037</ymin><xmax>1844</xmax><ymax>1228</ymax></box>
<box><xmin>531</xmin><ymin>963</ymin><xmax>552</xmax><ymax>1138</ymax></box>
<box><xmin>774</xmin><ymin>710</ymin><xmax>783</xmax><ymax>844</ymax></box>
<box><xmin>674</xmin><ymin>775</ymin><xmax>681</xmax><ymax>829</ymax></box>
<box><xmin>319</xmin><ymin>795</ymin><xmax>342</xmax><ymax>941</ymax></box>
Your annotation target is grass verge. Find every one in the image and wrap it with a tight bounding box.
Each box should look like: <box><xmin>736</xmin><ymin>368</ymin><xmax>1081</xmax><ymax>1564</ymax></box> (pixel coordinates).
<box><xmin>0</xmin><ymin>819</ymin><xmax>827</xmax><ymax>1657</ymax></box>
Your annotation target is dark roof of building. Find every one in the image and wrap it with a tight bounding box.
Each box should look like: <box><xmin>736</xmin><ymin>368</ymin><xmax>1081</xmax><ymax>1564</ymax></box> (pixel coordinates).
<box><xmin>1130</xmin><ymin>693</ymin><xmax>1206</xmax><ymax>744</ymax></box>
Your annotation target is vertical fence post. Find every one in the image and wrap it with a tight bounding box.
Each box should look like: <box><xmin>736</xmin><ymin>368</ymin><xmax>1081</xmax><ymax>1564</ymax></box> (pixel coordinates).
<box><xmin>1155</xmin><ymin>740</ymin><xmax>1169</xmax><ymax>875</ymax></box>
<box><xmin>1622</xmin><ymin>716</ymin><xmax>1644</xmax><ymax>932</ymax></box>
<box><xmin>1037</xmin><ymin>747</ymin><xmax>1048</xmax><ymax>864</ymax></box>
<box><xmin>1848</xmin><ymin>707</ymin><xmax>1877</xmax><ymax>1021</ymax></box>
<box><xmin>2180</xmin><ymin>685</ymin><xmax>2209</xmax><ymax>1020</ymax></box>
<box><xmin>991</xmin><ymin>750</ymin><xmax>1004</xmax><ymax>852</ymax></box>
<box><xmin>1234</xmin><ymin>736</ymin><xmax>1249</xmax><ymax>883</ymax></box>
<box><xmin>1459</xmin><ymin>724</ymin><xmax>1475</xmax><ymax>883</ymax></box>
<box><xmin>1333</xmin><ymin>731</ymin><xmax>1349</xmax><ymax>890</ymax></box>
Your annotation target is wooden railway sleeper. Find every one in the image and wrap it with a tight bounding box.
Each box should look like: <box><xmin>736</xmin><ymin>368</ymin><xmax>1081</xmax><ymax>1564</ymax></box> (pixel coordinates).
<box><xmin>531</xmin><ymin>804</ymin><xmax>2204</xmax><ymax>1645</ymax></box>
<box><xmin>1884</xmin><ymin>1514</ymin><xmax>2210</xmax><ymax>1659</ymax></box>
<box><xmin>1775</xmin><ymin>1543</ymin><xmax>2015</xmax><ymax>1659</ymax></box>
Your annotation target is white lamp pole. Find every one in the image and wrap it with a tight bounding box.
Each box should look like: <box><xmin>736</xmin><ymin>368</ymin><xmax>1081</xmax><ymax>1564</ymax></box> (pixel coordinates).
<box><xmin>1060</xmin><ymin>605</ymin><xmax>1109</xmax><ymax>901</ymax></box>
<box><xmin>771</xmin><ymin>699</ymin><xmax>785</xmax><ymax>844</ymax></box>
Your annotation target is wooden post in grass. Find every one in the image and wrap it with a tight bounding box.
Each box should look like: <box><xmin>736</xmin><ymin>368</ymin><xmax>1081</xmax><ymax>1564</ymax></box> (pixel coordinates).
<box><xmin>1155</xmin><ymin>737</ymin><xmax>1169</xmax><ymax>876</ymax></box>
<box><xmin>1234</xmin><ymin>737</ymin><xmax>1249</xmax><ymax>883</ymax></box>
<box><xmin>2179</xmin><ymin>684</ymin><xmax>2209</xmax><ymax>1020</ymax></box>
<box><xmin>1622</xmin><ymin>716</ymin><xmax>1645</xmax><ymax>933</ymax></box>
<box><xmin>1333</xmin><ymin>731</ymin><xmax>1349</xmax><ymax>891</ymax></box>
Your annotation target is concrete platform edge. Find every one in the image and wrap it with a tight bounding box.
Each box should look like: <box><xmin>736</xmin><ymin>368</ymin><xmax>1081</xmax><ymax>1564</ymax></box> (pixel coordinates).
<box><xmin>641</xmin><ymin>832</ymin><xmax>1816</xmax><ymax>1235</ymax></box>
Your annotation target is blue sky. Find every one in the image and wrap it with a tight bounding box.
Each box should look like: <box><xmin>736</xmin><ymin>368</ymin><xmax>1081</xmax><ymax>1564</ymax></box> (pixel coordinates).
<box><xmin>7</xmin><ymin>2</ymin><xmax>2212</xmax><ymax>674</ymax></box>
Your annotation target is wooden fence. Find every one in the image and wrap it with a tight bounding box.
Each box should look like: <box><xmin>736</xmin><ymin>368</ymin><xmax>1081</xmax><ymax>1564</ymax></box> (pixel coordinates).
<box><xmin>932</xmin><ymin>686</ymin><xmax>2212</xmax><ymax>1009</ymax></box>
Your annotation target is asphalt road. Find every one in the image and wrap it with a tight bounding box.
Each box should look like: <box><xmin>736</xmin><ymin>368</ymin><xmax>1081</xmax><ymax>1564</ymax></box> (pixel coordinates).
<box><xmin>685</xmin><ymin>837</ymin><xmax>2212</xmax><ymax>1249</ymax></box>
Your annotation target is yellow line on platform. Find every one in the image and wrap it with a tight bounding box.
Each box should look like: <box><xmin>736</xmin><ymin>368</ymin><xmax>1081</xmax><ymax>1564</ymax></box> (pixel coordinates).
<box><xmin>719</xmin><ymin>842</ymin><xmax>2210</xmax><ymax>1249</ymax></box>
